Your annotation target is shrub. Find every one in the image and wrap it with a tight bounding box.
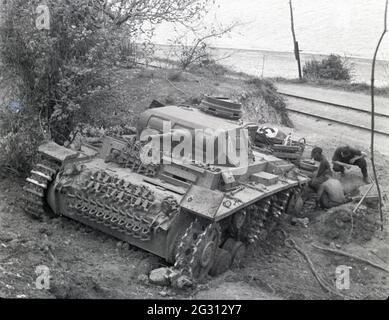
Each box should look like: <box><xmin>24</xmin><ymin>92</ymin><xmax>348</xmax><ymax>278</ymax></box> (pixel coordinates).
<box><xmin>0</xmin><ymin>104</ymin><xmax>44</xmax><ymax>174</ymax></box>
<box><xmin>0</xmin><ymin>0</ymin><xmax>115</xmax><ymax>173</ymax></box>
<box><xmin>303</xmin><ymin>54</ymin><xmax>352</xmax><ymax>81</ymax></box>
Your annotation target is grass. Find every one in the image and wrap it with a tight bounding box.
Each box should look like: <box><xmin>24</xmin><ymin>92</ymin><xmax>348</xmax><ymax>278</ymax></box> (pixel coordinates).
<box><xmin>272</xmin><ymin>77</ymin><xmax>389</xmax><ymax>97</ymax></box>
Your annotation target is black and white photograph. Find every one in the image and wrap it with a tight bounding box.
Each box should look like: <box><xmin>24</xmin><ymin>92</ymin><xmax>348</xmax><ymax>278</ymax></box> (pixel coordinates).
<box><xmin>0</xmin><ymin>0</ymin><xmax>388</xmax><ymax>305</ymax></box>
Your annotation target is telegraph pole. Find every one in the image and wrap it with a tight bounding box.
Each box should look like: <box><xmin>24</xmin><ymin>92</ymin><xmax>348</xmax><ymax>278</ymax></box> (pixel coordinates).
<box><xmin>289</xmin><ymin>0</ymin><xmax>302</xmax><ymax>79</ymax></box>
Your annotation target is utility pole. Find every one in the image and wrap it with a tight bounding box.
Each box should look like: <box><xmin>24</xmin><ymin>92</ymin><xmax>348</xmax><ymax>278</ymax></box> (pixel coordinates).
<box><xmin>370</xmin><ymin>0</ymin><xmax>387</xmax><ymax>231</ymax></box>
<box><xmin>289</xmin><ymin>0</ymin><xmax>302</xmax><ymax>79</ymax></box>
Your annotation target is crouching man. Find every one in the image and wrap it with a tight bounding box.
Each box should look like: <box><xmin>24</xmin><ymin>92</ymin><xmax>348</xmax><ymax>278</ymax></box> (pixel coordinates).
<box><xmin>332</xmin><ymin>146</ymin><xmax>369</xmax><ymax>184</ymax></box>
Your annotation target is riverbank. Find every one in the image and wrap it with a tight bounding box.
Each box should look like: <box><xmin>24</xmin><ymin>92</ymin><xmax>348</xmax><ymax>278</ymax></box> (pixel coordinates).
<box><xmin>154</xmin><ymin>44</ymin><xmax>389</xmax><ymax>88</ymax></box>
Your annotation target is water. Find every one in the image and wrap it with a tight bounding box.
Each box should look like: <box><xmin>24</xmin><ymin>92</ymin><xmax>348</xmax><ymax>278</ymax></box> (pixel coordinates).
<box><xmin>152</xmin><ymin>0</ymin><xmax>389</xmax><ymax>86</ymax></box>
<box><xmin>154</xmin><ymin>45</ymin><xmax>389</xmax><ymax>87</ymax></box>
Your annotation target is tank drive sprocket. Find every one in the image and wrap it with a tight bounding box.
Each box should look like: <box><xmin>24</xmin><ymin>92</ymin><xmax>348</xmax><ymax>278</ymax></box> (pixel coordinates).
<box><xmin>173</xmin><ymin>219</ymin><xmax>221</xmax><ymax>282</ymax></box>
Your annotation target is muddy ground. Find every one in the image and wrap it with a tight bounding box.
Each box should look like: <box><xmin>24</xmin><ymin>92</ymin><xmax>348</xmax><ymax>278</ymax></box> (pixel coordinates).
<box><xmin>0</xmin><ymin>69</ymin><xmax>388</xmax><ymax>300</ymax></box>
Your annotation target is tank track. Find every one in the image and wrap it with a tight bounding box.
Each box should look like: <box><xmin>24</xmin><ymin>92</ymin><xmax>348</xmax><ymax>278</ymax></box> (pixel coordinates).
<box><xmin>173</xmin><ymin>218</ymin><xmax>220</xmax><ymax>282</ymax></box>
<box><xmin>172</xmin><ymin>187</ymin><xmax>301</xmax><ymax>282</ymax></box>
<box><xmin>23</xmin><ymin>156</ymin><xmax>61</xmax><ymax>218</ymax></box>
<box><xmin>244</xmin><ymin>187</ymin><xmax>301</xmax><ymax>244</ymax></box>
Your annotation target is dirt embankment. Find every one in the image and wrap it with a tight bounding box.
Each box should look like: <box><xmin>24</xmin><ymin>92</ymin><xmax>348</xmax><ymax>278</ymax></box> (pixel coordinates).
<box><xmin>86</xmin><ymin>67</ymin><xmax>291</xmax><ymax>130</ymax></box>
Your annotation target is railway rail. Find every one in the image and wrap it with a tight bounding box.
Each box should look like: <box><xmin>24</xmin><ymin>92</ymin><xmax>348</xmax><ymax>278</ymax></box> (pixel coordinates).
<box><xmin>280</xmin><ymin>92</ymin><xmax>389</xmax><ymax>137</ymax></box>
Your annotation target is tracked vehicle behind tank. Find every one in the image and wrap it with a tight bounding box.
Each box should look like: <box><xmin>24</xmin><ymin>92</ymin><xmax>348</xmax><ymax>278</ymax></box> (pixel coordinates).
<box><xmin>23</xmin><ymin>97</ymin><xmax>309</xmax><ymax>282</ymax></box>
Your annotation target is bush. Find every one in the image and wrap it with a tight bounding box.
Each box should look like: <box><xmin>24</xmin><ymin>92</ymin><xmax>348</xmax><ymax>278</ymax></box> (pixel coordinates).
<box><xmin>303</xmin><ymin>54</ymin><xmax>352</xmax><ymax>81</ymax></box>
<box><xmin>0</xmin><ymin>106</ymin><xmax>43</xmax><ymax>174</ymax></box>
<box><xmin>0</xmin><ymin>0</ymin><xmax>116</xmax><ymax>173</ymax></box>
<box><xmin>189</xmin><ymin>59</ymin><xmax>229</xmax><ymax>78</ymax></box>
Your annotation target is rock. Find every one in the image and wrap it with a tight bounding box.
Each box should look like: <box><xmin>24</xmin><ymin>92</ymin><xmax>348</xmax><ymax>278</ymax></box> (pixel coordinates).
<box><xmin>0</xmin><ymin>232</ymin><xmax>18</xmax><ymax>242</ymax></box>
<box><xmin>39</xmin><ymin>227</ymin><xmax>53</xmax><ymax>236</ymax></box>
<box><xmin>159</xmin><ymin>290</ymin><xmax>168</xmax><ymax>297</ymax></box>
<box><xmin>137</xmin><ymin>274</ymin><xmax>149</xmax><ymax>285</ymax></box>
<box><xmin>291</xmin><ymin>217</ymin><xmax>309</xmax><ymax>228</ymax></box>
<box><xmin>9</xmin><ymin>239</ymin><xmax>19</xmax><ymax>248</ymax></box>
<box><xmin>23</xmin><ymin>240</ymin><xmax>36</xmax><ymax>249</ymax></box>
<box><xmin>326</xmin><ymin>230</ymin><xmax>340</xmax><ymax>240</ymax></box>
<box><xmin>174</xmin><ymin>275</ymin><xmax>193</xmax><ymax>289</ymax></box>
<box><xmin>149</xmin><ymin>268</ymin><xmax>171</xmax><ymax>286</ymax></box>
<box><xmin>50</xmin><ymin>218</ymin><xmax>61</xmax><ymax>225</ymax></box>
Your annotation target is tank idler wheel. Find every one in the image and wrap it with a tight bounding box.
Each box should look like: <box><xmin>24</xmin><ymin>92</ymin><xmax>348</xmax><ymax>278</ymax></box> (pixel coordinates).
<box><xmin>222</xmin><ymin>238</ymin><xmax>246</xmax><ymax>268</ymax></box>
<box><xmin>209</xmin><ymin>248</ymin><xmax>232</xmax><ymax>277</ymax></box>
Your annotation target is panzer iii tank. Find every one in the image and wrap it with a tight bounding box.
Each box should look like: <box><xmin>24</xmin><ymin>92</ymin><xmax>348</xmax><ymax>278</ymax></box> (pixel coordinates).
<box><xmin>23</xmin><ymin>97</ymin><xmax>310</xmax><ymax>282</ymax></box>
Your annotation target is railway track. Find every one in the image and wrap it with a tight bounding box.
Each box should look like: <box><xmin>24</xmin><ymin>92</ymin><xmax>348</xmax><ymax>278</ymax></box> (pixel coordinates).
<box><xmin>280</xmin><ymin>92</ymin><xmax>389</xmax><ymax>137</ymax></box>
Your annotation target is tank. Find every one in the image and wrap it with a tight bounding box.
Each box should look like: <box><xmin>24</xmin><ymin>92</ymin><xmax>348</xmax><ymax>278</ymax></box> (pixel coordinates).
<box><xmin>23</xmin><ymin>98</ymin><xmax>310</xmax><ymax>282</ymax></box>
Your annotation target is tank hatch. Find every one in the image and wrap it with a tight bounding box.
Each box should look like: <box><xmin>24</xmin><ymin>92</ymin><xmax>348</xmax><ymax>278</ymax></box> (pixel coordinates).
<box><xmin>199</xmin><ymin>96</ymin><xmax>243</xmax><ymax>120</ymax></box>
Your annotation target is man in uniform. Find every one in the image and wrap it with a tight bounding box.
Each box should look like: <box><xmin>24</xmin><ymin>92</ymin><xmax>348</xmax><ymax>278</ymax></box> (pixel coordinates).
<box><xmin>332</xmin><ymin>146</ymin><xmax>369</xmax><ymax>184</ymax></box>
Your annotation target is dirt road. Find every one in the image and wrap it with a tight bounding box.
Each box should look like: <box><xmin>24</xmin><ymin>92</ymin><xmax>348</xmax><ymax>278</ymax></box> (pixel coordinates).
<box><xmin>277</xmin><ymin>83</ymin><xmax>389</xmax><ymax>115</ymax></box>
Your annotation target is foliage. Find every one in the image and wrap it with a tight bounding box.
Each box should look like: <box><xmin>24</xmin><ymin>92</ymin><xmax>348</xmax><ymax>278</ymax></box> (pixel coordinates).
<box><xmin>94</xmin><ymin>0</ymin><xmax>212</xmax><ymax>27</ymax></box>
<box><xmin>171</xmin><ymin>22</ymin><xmax>238</xmax><ymax>70</ymax></box>
<box><xmin>302</xmin><ymin>54</ymin><xmax>353</xmax><ymax>81</ymax></box>
<box><xmin>0</xmin><ymin>0</ymin><xmax>212</xmax><ymax>174</ymax></box>
<box><xmin>0</xmin><ymin>0</ymin><xmax>115</xmax><ymax>145</ymax></box>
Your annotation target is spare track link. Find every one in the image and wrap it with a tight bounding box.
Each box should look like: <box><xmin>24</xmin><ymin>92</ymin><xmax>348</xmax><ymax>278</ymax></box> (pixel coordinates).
<box><xmin>23</xmin><ymin>157</ymin><xmax>60</xmax><ymax>218</ymax></box>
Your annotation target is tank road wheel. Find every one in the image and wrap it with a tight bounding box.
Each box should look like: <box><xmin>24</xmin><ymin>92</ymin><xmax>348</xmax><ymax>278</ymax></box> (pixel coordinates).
<box><xmin>209</xmin><ymin>248</ymin><xmax>232</xmax><ymax>277</ymax></box>
<box><xmin>189</xmin><ymin>223</ymin><xmax>220</xmax><ymax>282</ymax></box>
<box><xmin>222</xmin><ymin>238</ymin><xmax>246</xmax><ymax>268</ymax></box>
<box><xmin>22</xmin><ymin>158</ymin><xmax>60</xmax><ymax>219</ymax></box>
